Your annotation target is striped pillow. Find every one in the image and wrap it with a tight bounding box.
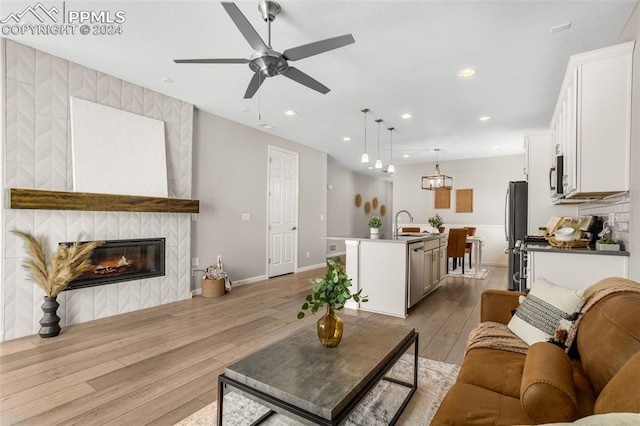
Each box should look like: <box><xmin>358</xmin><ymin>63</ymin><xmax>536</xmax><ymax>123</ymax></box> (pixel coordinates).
<box><xmin>508</xmin><ymin>278</ymin><xmax>583</xmax><ymax>346</ymax></box>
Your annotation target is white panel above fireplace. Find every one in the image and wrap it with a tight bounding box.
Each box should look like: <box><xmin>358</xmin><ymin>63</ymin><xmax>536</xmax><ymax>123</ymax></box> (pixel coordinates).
<box><xmin>70</xmin><ymin>96</ymin><xmax>168</xmax><ymax>197</ymax></box>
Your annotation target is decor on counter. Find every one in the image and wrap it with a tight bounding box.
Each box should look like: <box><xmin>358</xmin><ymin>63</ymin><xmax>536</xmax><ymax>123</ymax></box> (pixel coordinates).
<box><xmin>355</xmin><ymin>193</ymin><xmax>362</xmax><ymax>207</ymax></box>
<box><xmin>374</xmin><ymin>119</ymin><xmax>383</xmax><ymax>169</ymax></box>
<box><xmin>364</xmin><ymin>201</ymin><xmax>371</xmax><ymax>214</ymax></box>
<box><xmin>596</xmin><ymin>237</ymin><xmax>620</xmax><ymax>251</ymax></box>
<box><xmin>547</xmin><ymin>237</ymin><xmax>590</xmax><ymax>249</ymax></box>
<box><xmin>422</xmin><ymin>148</ymin><xmax>453</xmax><ymax>190</ymax></box>
<box><xmin>387</xmin><ymin>127</ymin><xmax>395</xmax><ymax>173</ymax></box>
<box><xmin>372</xmin><ymin>196</ymin><xmax>379</xmax><ymax>209</ymax></box>
<box><xmin>428</xmin><ymin>213</ymin><xmax>444</xmax><ymax>231</ymax></box>
<box><xmin>297</xmin><ymin>257</ymin><xmax>367</xmax><ymax>347</ymax></box>
<box><xmin>368</xmin><ymin>215</ymin><xmax>382</xmax><ymax>235</ymax></box>
<box><xmin>456</xmin><ymin>189</ymin><xmax>473</xmax><ymax>213</ymax></box>
<box><xmin>538</xmin><ymin>226</ymin><xmax>548</xmax><ymax>236</ymax></box>
<box><xmin>360</xmin><ymin>108</ymin><xmax>370</xmax><ymax>163</ymax></box>
<box><xmin>12</xmin><ymin>230</ymin><xmax>103</xmax><ymax>338</ymax></box>
<box><xmin>435</xmin><ymin>187</ymin><xmax>451</xmax><ymax>209</ymax></box>
<box><xmin>176</xmin><ymin>354</ymin><xmax>460</xmax><ymax>426</ymax></box>
<box><xmin>380</xmin><ymin>204</ymin><xmax>387</xmax><ymax>216</ymax></box>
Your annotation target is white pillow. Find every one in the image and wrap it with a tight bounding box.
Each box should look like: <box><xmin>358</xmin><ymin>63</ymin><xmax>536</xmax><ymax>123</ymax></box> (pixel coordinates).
<box><xmin>508</xmin><ymin>278</ymin><xmax>583</xmax><ymax>346</ymax></box>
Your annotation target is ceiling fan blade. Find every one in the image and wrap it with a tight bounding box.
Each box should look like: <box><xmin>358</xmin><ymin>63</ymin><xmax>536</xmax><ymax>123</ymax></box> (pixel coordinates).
<box><xmin>221</xmin><ymin>2</ymin><xmax>269</xmax><ymax>53</ymax></box>
<box><xmin>244</xmin><ymin>72</ymin><xmax>266</xmax><ymax>99</ymax></box>
<box><xmin>282</xmin><ymin>67</ymin><xmax>330</xmax><ymax>94</ymax></box>
<box><xmin>174</xmin><ymin>58</ymin><xmax>249</xmax><ymax>64</ymax></box>
<box><xmin>283</xmin><ymin>34</ymin><xmax>355</xmax><ymax>61</ymax></box>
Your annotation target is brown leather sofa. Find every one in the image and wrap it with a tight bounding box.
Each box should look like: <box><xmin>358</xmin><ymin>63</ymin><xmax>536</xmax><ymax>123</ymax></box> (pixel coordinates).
<box><xmin>432</xmin><ymin>288</ymin><xmax>640</xmax><ymax>425</ymax></box>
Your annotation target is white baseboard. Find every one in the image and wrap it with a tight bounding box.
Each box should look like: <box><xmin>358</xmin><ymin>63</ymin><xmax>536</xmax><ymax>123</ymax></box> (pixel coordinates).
<box><xmin>233</xmin><ymin>275</ymin><xmax>269</xmax><ymax>287</ymax></box>
<box><xmin>190</xmin><ymin>289</ymin><xmax>201</xmax><ymax>297</ymax></box>
<box><xmin>296</xmin><ymin>263</ymin><xmax>326</xmax><ymax>273</ymax></box>
<box><xmin>326</xmin><ymin>251</ymin><xmax>346</xmax><ymax>258</ymax></box>
<box><xmin>483</xmin><ymin>262</ymin><xmax>507</xmax><ymax>267</ymax></box>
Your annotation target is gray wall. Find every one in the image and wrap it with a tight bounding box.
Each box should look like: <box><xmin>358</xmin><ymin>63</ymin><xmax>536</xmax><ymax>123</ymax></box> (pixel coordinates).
<box><xmin>192</xmin><ymin>110</ymin><xmax>328</xmax><ymax>285</ymax></box>
<box><xmin>327</xmin><ymin>157</ymin><xmax>393</xmax><ymax>254</ymax></box>
<box><xmin>618</xmin><ymin>3</ymin><xmax>640</xmax><ymax>281</ymax></box>
<box><xmin>393</xmin><ymin>155</ymin><xmax>525</xmax><ymax>226</ymax></box>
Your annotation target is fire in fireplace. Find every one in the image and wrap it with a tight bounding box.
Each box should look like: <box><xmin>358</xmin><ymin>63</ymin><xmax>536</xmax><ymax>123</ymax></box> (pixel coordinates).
<box><xmin>63</xmin><ymin>238</ymin><xmax>165</xmax><ymax>290</ymax></box>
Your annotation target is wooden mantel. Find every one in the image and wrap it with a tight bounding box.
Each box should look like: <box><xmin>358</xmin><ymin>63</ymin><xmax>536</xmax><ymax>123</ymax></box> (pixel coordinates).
<box><xmin>9</xmin><ymin>188</ymin><xmax>199</xmax><ymax>214</ymax></box>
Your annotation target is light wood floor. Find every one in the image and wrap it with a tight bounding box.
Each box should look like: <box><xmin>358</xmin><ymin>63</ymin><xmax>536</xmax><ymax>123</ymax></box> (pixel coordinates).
<box><xmin>0</xmin><ymin>265</ymin><xmax>507</xmax><ymax>425</ymax></box>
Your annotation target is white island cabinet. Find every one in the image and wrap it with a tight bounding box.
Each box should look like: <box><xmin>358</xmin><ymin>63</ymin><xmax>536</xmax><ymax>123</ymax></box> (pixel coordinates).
<box><xmin>331</xmin><ymin>234</ymin><xmax>446</xmax><ymax>318</ymax></box>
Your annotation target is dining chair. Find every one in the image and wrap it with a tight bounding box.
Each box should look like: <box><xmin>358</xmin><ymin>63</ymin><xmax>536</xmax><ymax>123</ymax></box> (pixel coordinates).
<box><xmin>447</xmin><ymin>228</ymin><xmax>468</xmax><ymax>274</ymax></box>
<box><xmin>464</xmin><ymin>227</ymin><xmax>477</xmax><ymax>268</ymax></box>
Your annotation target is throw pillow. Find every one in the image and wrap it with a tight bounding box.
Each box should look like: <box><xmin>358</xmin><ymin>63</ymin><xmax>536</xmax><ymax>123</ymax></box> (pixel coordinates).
<box><xmin>507</xmin><ymin>278</ymin><xmax>583</xmax><ymax>346</ymax></box>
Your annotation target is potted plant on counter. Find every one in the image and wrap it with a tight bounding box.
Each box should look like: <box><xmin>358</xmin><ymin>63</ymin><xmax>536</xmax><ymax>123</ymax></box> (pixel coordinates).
<box><xmin>297</xmin><ymin>257</ymin><xmax>367</xmax><ymax>347</ymax></box>
<box><xmin>596</xmin><ymin>237</ymin><xmax>620</xmax><ymax>252</ymax></box>
<box><xmin>428</xmin><ymin>213</ymin><xmax>445</xmax><ymax>233</ymax></box>
<box><xmin>368</xmin><ymin>215</ymin><xmax>382</xmax><ymax>235</ymax></box>
<box><xmin>538</xmin><ymin>226</ymin><xmax>548</xmax><ymax>237</ymax></box>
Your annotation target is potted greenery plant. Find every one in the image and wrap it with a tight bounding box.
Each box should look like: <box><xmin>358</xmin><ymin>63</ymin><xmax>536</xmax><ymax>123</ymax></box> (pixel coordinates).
<box><xmin>596</xmin><ymin>237</ymin><xmax>620</xmax><ymax>252</ymax></box>
<box><xmin>368</xmin><ymin>215</ymin><xmax>382</xmax><ymax>235</ymax></box>
<box><xmin>12</xmin><ymin>230</ymin><xmax>103</xmax><ymax>338</ymax></box>
<box><xmin>538</xmin><ymin>226</ymin><xmax>548</xmax><ymax>236</ymax></box>
<box><xmin>428</xmin><ymin>213</ymin><xmax>445</xmax><ymax>233</ymax></box>
<box><xmin>298</xmin><ymin>257</ymin><xmax>367</xmax><ymax>347</ymax></box>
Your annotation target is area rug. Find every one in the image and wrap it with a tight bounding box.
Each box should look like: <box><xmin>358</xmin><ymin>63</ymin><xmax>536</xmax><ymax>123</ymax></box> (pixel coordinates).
<box><xmin>446</xmin><ymin>267</ymin><xmax>488</xmax><ymax>279</ymax></box>
<box><xmin>176</xmin><ymin>355</ymin><xmax>460</xmax><ymax>425</ymax></box>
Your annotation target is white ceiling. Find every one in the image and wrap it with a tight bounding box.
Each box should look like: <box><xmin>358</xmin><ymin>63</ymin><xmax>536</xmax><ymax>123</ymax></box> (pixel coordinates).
<box><xmin>4</xmin><ymin>0</ymin><xmax>637</xmax><ymax>177</ymax></box>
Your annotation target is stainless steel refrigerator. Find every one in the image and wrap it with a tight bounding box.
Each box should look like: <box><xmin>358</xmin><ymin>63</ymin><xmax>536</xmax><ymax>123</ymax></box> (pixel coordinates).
<box><xmin>505</xmin><ymin>181</ymin><xmax>527</xmax><ymax>291</ymax></box>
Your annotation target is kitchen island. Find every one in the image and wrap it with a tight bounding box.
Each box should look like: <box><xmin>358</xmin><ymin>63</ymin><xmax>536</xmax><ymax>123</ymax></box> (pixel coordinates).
<box><xmin>327</xmin><ymin>233</ymin><xmax>447</xmax><ymax>318</ymax></box>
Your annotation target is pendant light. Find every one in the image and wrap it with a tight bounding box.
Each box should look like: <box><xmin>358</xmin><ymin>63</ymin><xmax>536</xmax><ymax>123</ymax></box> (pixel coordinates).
<box><xmin>387</xmin><ymin>127</ymin><xmax>395</xmax><ymax>174</ymax></box>
<box><xmin>360</xmin><ymin>108</ymin><xmax>370</xmax><ymax>163</ymax></box>
<box><xmin>374</xmin><ymin>118</ymin><xmax>383</xmax><ymax>169</ymax></box>
<box><xmin>422</xmin><ymin>148</ymin><xmax>453</xmax><ymax>190</ymax></box>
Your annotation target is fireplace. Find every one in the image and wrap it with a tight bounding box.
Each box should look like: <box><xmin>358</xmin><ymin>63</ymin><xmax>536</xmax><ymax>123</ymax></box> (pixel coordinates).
<box><xmin>64</xmin><ymin>238</ymin><xmax>165</xmax><ymax>290</ymax></box>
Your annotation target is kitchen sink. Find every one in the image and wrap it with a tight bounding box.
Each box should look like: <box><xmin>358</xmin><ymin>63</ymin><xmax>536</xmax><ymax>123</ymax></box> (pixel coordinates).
<box><xmin>398</xmin><ymin>232</ymin><xmax>431</xmax><ymax>236</ymax></box>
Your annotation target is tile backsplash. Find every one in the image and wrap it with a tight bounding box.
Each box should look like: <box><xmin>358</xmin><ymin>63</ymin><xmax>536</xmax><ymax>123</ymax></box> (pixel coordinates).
<box><xmin>578</xmin><ymin>194</ymin><xmax>629</xmax><ymax>249</ymax></box>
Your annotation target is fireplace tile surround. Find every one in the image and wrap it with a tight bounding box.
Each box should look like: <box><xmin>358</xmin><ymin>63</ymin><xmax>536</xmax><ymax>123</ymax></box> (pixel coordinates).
<box><xmin>2</xmin><ymin>40</ymin><xmax>194</xmax><ymax>341</ymax></box>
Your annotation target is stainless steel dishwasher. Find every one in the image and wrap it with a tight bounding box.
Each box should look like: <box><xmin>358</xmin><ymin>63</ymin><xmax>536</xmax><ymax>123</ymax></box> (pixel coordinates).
<box><xmin>408</xmin><ymin>241</ymin><xmax>424</xmax><ymax>307</ymax></box>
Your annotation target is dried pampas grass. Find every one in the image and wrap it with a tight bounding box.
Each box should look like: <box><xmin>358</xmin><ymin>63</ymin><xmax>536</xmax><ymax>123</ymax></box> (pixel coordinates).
<box><xmin>12</xmin><ymin>230</ymin><xmax>104</xmax><ymax>297</ymax></box>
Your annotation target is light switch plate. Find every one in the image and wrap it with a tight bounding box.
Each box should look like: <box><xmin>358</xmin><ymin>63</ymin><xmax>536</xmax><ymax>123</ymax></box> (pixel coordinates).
<box><xmin>242</xmin><ymin>213</ymin><xmax>251</xmax><ymax>222</ymax></box>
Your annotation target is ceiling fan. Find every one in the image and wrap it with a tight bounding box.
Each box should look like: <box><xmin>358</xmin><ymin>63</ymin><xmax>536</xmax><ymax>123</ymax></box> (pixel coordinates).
<box><xmin>174</xmin><ymin>1</ymin><xmax>355</xmax><ymax>99</ymax></box>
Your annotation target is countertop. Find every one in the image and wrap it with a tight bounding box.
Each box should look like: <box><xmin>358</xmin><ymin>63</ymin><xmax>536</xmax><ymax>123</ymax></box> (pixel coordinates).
<box><xmin>326</xmin><ymin>233</ymin><xmax>445</xmax><ymax>244</ymax></box>
<box><xmin>524</xmin><ymin>243</ymin><xmax>630</xmax><ymax>257</ymax></box>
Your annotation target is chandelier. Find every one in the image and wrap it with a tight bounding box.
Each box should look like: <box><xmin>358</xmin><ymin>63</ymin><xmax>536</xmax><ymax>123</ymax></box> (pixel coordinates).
<box><xmin>422</xmin><ymin>148</ymin><xmax>452</xmax><ymax>190</ymax></box>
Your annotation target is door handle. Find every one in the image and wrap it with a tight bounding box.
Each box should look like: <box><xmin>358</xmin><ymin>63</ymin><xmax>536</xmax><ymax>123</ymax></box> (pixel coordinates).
<box><xmin>291</xmin><ymin>226</ymin><xmax>297</xmax><ymax>231</ymax></box>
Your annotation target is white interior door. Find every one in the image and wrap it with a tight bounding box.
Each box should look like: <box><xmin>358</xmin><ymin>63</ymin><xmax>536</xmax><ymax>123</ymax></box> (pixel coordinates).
<box><xmin>268</xmin><ymin>146</ymin><xmax>298</xmax><ymax>277</ymax></box>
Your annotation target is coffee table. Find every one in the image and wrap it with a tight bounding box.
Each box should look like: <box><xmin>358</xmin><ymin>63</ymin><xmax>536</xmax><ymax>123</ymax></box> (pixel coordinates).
<box><xmin>217</xmin><ymin>316</ymin><xmax>418</xmax><ymax>425</ymax></box>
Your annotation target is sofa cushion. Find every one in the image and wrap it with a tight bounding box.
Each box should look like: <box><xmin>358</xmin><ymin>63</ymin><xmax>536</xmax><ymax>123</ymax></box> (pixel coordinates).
<box><xmin>508</xmin><ymin>278</ymin><xmax>583</xmax><ymax>346</ymax></box>
<box><xmin>570</xmin><ymin>359</ymin><xmax>596</xmax><ymax>418</ymax></box>
<box><xmin>432</xmin><ymin>382</ymin><xmax>534</xmax><ymax>425</ymax></box>
<box><xmin>594</xmin><ymin>350</ymin><xmax>640</xmax><ymax>414</ymax></box>
<box><xmin>576</xmin><ymin>292</ymin><xmax>640</xmax><ymax>394</ymax></box>
<box><xmin>458</xmin><ymin>348</ymin><xmax>525</xmax><ymax>399</ymax></box>
<box><xmin>520</xmin><ymin>342</ymin><xmax>578</xmax><ymax>424</ymax></box>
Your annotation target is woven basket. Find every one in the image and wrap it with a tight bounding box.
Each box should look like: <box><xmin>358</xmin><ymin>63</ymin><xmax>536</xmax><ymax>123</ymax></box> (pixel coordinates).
<box><xmin>547</xmin><ymin>237</ymin><xmax>591</xmax><ymax>249</ymax></box>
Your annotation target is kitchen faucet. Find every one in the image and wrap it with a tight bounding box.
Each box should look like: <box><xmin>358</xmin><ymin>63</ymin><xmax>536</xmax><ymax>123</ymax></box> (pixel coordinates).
<box><xmin>394</xmin><ymin>209</ymin><xmax>414</xmax><ymax>236</ymax></box>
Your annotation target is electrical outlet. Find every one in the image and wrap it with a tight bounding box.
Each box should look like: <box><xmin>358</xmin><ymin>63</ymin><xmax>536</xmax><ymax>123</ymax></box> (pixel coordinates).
<box><xmin>192</xmin><ymin>257</ymin><xmax>199</xmax><ymax>267</ymax></box>
<box><xmin>306</xmin><ymin>251</ymin><xmax>310</xmax><ymax>258</ymax></box>
<box><xmin>609</xmin><ymin>212</ymin><xmax>616</xmax><ymax>226</ymax></box>
<box><xmin>191</xmin><ymin>268</ymin><xmax>196</xmax><ymax>277</ymax></box>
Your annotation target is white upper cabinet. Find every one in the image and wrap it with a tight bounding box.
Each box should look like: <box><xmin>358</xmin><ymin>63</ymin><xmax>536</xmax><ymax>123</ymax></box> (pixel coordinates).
<box><xmin>550</xmin><ymin>41</ymin><xmax>634</xmax><ymax>200</ymax></box>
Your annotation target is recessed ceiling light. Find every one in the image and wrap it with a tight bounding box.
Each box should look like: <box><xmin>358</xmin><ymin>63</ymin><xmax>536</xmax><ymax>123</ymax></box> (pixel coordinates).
<box><xmin>240</xmin><ymin>108</ymin><xmax>250</xmax><ymax>113</ymax></box>
<box><xmin>343</xmin><ymin>137</ymin><xmax>351</xmax><ymax>142</ymax></box>
<box><xmin>368</xmin><ymin>166</ymin><xmax>374</xmax><ymax>170</ymax></box>
<box><xmin>161</xmin><ymin>77</ymin><xmax>174</xmax><ymax>84</ymax></box>
<box><xmin>492</xmin><ymin>145</ymin><xmax>500</xmax><ymax>149</ymax></box>
<box><xmin>401</xmin><ymin>113</ymin><xmax>413</xmax><ymax>119</ymax></box>
<box><xmin>479</xmin><ymin>116</ymin><xmax>491</xmax><ymax>122</ymax></box>
<box><xmin>285</xmin><ymin>110</ymin><xmax>297</xmax><ymax>116</ymax></box>
<box><xmin>403</xmin><ymin>154</ymin><xmax>410</xmax><ymax>158</ymax></box>
<box><xmin>458</xmin><ymin>69</ymin><xmax>476</xmax><ymax>78</ymax></box>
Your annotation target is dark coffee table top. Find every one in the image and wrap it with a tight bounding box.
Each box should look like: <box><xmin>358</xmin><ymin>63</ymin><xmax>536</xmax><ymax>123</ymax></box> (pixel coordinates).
<box><xmin>224</xmin><ymin>316</ymin><xmax>415</xmax><ymax>420</ymax></box>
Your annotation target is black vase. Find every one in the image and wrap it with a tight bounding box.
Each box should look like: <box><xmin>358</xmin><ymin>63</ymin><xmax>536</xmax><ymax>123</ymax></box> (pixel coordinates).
<box><xmin>39</xmin><ymin>295</ymin><xmax>61</xmax><ymax>338</ymax></box>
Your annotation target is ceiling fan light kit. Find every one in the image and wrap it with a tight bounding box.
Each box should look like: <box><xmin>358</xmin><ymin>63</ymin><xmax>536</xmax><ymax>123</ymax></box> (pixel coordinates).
<box><xmin>174</xmin><ymin>1</ymin><xmax>355</xmax><ymax>99</ymax></box>
<box><xmin>422</xmin><ymin>148</ymin><xmax>453</xmax><ymax>190</ymax></box>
